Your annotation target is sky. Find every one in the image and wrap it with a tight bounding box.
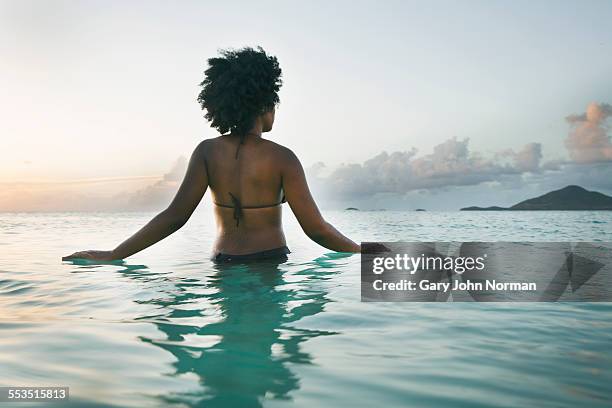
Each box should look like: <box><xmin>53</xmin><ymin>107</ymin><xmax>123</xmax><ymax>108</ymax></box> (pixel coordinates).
<box><xmin>1</xmin><ymin>0</ymin><xmax>611</xmax><ymax>211</ymax></box>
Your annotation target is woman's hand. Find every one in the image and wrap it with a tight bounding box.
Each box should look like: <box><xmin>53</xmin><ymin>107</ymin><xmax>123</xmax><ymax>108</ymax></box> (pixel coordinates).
<box><xmin>62</xmin><ymin>250</ymin><xmax>117</xmax><ymax>261</ymax></box>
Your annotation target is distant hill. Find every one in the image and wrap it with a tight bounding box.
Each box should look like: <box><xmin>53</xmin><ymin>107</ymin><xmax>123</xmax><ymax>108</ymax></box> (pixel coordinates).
<box><xmin>345</xmin><ymin>207</ymin><xmax>359</xmax><ymax>211</ymax></box>
<box><xmin>461</xmin><ymin>185</ymin><xmax>612</xmax><ymax>211</ymax></box>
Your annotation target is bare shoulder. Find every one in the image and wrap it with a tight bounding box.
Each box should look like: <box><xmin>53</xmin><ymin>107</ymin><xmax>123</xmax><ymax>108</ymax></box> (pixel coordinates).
<box><xmin>260</xmin><ymin>139</ymin><xmax>300</xmax><ymax>167</ymax></box>
<box><xmin>193</xmin><ymin>137</ymin><xmax>221</xmax><ymax>158</ymax></box>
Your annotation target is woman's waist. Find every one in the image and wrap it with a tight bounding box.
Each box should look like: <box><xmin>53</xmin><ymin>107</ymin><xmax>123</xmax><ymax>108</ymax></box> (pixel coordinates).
<box><xmin>214</xmin><ymin>228</ymin><xmax>287</xmax><ymax>255</ymax></box>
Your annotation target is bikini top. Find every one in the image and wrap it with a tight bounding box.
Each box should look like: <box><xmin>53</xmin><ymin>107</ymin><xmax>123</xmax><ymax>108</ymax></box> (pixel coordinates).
<box><xmin>213</xmin><ymin>134</ymin><xmax>286</xmax><ymax>227</ymax></box>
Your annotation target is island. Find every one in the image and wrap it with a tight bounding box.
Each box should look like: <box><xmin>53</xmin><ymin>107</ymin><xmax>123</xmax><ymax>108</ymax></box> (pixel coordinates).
<box><xmin>460</xmin><ymin>185</ymin><xmax>612</xmax><ymax>211</ymax></box>
<box><xmin>415</xmin><ymin>208</ymin><xmax>426</xmax><ymax>211</ymax></box>
<box><xmin>345</xmin><ymin>207</ymin><xmax>359</xmax><ymax>211</ymax></box>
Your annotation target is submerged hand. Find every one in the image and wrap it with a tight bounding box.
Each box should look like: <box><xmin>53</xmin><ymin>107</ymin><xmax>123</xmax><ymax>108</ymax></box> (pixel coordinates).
<box><xmin>62</xmin><ymin>250</ymin><xmax>117</xmax><ymax>261</ymax></box>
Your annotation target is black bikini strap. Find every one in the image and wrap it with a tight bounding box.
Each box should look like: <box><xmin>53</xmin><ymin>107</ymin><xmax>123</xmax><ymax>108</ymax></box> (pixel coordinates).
<box><xmin>228</xmin><ymin>192</ymin><xmax>242</xmax><ymax>227</ymax></box>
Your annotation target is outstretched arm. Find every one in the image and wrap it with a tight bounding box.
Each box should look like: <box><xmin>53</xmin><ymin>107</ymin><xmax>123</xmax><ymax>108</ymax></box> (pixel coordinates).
<box><xmin>63</xmin><ymin>142</ymin><xmax>209</xmax><ymax>261</ymax></box>
<box><xmin>282</xmin><ymin>149</ymin><xmax>360</xmax><ymax>253</ymax></box>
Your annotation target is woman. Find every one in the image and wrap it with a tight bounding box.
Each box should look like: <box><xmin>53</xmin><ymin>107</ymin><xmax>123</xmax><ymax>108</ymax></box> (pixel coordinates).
<box><xmin>63</xmin><ymin>47</ymin><xmax>360</xmax><ymax>262</ymax></box>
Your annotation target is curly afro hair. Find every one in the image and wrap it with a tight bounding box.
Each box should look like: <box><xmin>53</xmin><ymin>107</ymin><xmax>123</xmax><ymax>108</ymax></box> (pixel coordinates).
<box><xmin>197</xmin><ymin>46</ymin><xmax>282</xmax><ymax>136</ymax></box>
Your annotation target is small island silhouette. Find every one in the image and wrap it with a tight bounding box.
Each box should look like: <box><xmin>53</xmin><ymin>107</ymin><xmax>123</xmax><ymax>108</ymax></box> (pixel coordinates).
<box><xmin>461</xmin><ymin>185</ymin><xmax>612</xmax><ymax>211</ymax></box>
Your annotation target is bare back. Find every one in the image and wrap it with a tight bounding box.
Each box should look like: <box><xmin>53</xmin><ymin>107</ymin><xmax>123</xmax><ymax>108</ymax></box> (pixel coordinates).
<box><xmin>204</xmin><ymin>134</ymin><xmax>289</xmax><ymax>254</ymax></box>
<box><xmin>63</xmin><ymin>132</ymin><xmax>359</xmax><ymax>262</ymax></box>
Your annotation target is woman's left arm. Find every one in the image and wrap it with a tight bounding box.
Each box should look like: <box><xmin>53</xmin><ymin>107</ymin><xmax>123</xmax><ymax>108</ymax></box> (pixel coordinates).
<box><xmin>62</xmin><ymin>141</ymin><xmax>209</xmax><ymax>261</ymax></box>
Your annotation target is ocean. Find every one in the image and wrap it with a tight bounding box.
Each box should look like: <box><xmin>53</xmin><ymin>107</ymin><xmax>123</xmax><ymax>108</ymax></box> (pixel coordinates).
<box><xmin>1</xmin><ymin>210</ymin><xmax>611</xmax><ymax>407</ymax></box>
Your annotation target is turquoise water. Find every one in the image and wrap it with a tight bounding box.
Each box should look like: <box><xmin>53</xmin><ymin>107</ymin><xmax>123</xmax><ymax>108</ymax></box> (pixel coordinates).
<box><xmin>1</xmin><ymin>210</ymin><xmax>611</xmax><ymax>407</ymax></box>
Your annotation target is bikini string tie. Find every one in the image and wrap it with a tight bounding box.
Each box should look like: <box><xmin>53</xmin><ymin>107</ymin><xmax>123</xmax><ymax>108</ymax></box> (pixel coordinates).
<box><xmin>229</xmin><ymin>192</ymin><xmax>242</xmax><ymax>227</ymax></box>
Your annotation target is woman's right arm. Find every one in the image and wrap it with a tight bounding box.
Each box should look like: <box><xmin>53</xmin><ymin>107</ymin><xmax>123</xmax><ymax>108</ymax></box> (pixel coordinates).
<box><xmin>281</xmin><ymin>149</ymin><xmax>360</xmax><ymax>253</ymax></box>
<box><xmin>63</xmin><ymin>141</ymin><xmax>209</xmax><ymax>261</ymax></box>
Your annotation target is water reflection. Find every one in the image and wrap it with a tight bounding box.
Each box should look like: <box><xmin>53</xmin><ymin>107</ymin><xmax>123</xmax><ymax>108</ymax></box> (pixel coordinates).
<box><xmin>114</xmin><ymin>256</ymin><xmax>344</xmax><ymax>407</ymax></box>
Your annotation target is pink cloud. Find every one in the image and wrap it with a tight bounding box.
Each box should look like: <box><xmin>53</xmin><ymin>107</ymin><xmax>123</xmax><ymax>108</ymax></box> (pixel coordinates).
<box><xmin>565</xmin><ymin>102</ymin><xmax>612</xmax><ymax>163</ymax></box>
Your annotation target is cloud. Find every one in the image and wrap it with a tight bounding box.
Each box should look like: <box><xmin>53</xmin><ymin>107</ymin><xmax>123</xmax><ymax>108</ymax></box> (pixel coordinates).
<box><xmin>309</xmin><ymin>159</ymin><xmax>612</xmax><ymax>211</ymax></box>
<box><xmin>307</xmin><ymin>102</ymin><xmax>612</xmax><ymax>206</ymax></box>
<box><xmin>0</xmin><ymin>157</ymin><xmax>188</xmax><ymax>212</ymax></box>
<box><xmin>119</xmin><ymin>156</ymin><xmax>188</xmax><ymax>211</ymax></box>
<box><xmin>512</xmin><ymin>143</ymin><xmax>543</xmax><ymax>172</ymax></box>
<box><xmin>565</xmin><ymin>102</ymin><xmax>612</xmax><ymax>163</ymax></box>
<box><xmin>313</xmin><ymin>138</ymin><xmax>541</xmax><ymax>198</ymax></box>
<box><xmin>161</xmin><ymin>156</ymin><xmax>188</xmax><ymax>182</ymax></box>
